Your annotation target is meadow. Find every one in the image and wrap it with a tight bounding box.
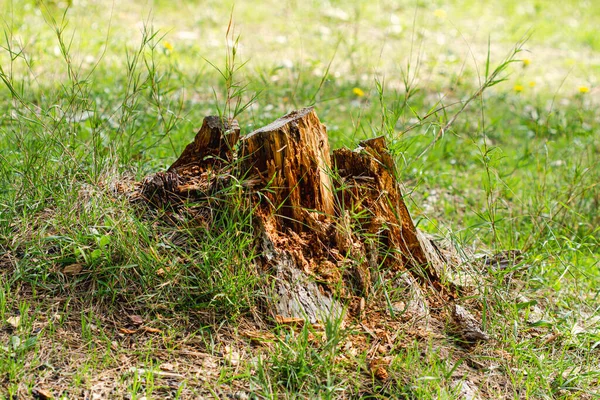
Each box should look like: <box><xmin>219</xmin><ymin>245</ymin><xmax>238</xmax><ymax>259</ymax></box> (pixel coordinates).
<box><xmin>0</xmin><ymin>0</ymin><xmax>599</xmax><ymax>398</ymax></box>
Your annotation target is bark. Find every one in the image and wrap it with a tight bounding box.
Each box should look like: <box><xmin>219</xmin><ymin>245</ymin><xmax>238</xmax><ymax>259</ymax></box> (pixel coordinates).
<box><xmin>168</xmin><ymin>116</ymin><xmax>240</xmax><ymax>175</ymax></box>
<box><xmin>332</xmin><ymin>138</ymin><xmax>449</xmax><ymax>293</ymax></box>
<box><xmin>332</xmin><ymin>137</ymin><xmax>427</xmax><ymax>271</ymax></box>
<box><xmin>138</xmin><ymin>117</ymin><xmax>239</xmax><ymax>207</ymax></box>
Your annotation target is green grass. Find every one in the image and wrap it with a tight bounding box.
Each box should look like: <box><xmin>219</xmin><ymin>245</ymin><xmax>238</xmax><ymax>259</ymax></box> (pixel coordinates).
<box><xmin>0</xmin><ymin>0</ymin><xmax>599</xmax><ymax>398</ymax></box>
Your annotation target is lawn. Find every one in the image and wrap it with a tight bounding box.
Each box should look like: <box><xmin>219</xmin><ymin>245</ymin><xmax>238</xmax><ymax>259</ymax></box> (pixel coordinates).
<box><xmin>0</xmin><ymin>0</ymin><xmax>599</xmax><ymax>398</ymax></box>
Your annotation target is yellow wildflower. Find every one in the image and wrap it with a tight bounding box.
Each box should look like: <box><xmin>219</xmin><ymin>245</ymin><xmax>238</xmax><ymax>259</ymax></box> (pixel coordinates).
<box><xmin>513</xmin><ymin>84</ymin><xmax>524</xmax><ymax>93</ymax></box>
<box><xmin>529</xmin><ymin>81</ymin><xmax>536</xmax><ymax>87</ymax></box>
<box><xmin>352</xmin><ymin>87</ymin><xmax>365</xmax><ymax>97</ymax></box>
<box><xmin>522</xmin><ymin>58</ymin><xmax>531</xmax><ymax>67</ymax></box>
<box><xmin>164</xmin><ymin>41</ymin><xmax>174</xmax><ymax>51</ymax></box>
<box><xmin>578</xmin><ymin>86</ymin><xmax>590</xmax><ymax>94</ymax></box>
<box><xmin>434</xmin><ymin>9</ymin><xmax>447</xmax><ymax>19</ymax></box>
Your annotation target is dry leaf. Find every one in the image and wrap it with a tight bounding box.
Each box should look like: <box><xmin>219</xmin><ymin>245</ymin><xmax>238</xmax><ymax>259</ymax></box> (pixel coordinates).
<box><xmin>454</xmin><ymin>380</ymin><xmax>481</xmax><ymax>400</ymax></box>
<box><xmin>142</xmin><ymin>326</ymin><xmax>162</xmax><ymax>334</ymax></box>
<box><xmin>202</xmin><ymin>357</ymin><xmax>219</xmax><ymax>370</ymax></box>
<box><xmin>275</xmin><ymin>315</ymin><xmax>305</xmax><ymax>326</ymax></box>
<box><xmin>241</xmin><ymin>329</ymin><xmax>275</xmax><ymax>342</ymax></box>
<box><xmin>129</xmin><ymin>367</ymin><xmax>183</xmax><ymax>379</ymax></box>
<box><xmin>368</xmin><ymin>358</ymin><xmax>389</xmax><ymax>381</ymax></box>
<box><xmin>6</xmin><ymin>315</ymin><xmax>20</xmax><ymax>329</ymax></box>
<box><xmin>374</xmin><ymin>366</ymin><xmax>388</xmax><ymax>381</ymax></box>
<box><xmin>32</xmin><ymin>387</ymin><xmax>53</xmax><ymax>399</ymax></box>
<box><xmin>160</xmin><ymin>362</ymin><xmax>174</xmax><ymax>371</ymax></box>
<box><xmin>223</xmin><ymin>345</ymin><xmax>241</xmax><ymax>366</ymax></box>
<box><xmin>543</xmin><ymin>332</ymin><xmax>561</xmax><ymax>345</ymax></box>
<box><xmin>62</xmin><ymin>263</ymin><xmax>83</xmax><ymax>275</ymax></box>
<box><xmin>119</xmin><ymin>328</ymin><xmax>137</xmax><ymax>334</ymax></box>
<box><xmin>128</xmin><ymin>315</ymin><xmax>143</xmax><ymax>325</ymax></box>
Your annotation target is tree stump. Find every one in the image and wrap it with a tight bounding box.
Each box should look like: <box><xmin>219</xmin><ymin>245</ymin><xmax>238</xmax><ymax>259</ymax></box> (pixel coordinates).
<box><xmin>134</xmin><ymin>107</ymin><xmax>485</xmax><ymax>337</ymax></box>
<box><xmin>240</xmin><ymin>108</ymin><xmax>341</xmax><ymax>322</ymax></box>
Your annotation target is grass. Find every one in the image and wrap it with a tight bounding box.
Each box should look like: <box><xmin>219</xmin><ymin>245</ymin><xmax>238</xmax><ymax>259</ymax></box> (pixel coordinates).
<box><xmin>0</xmin><ymin>0</ymin><xmax>599</xmax><ymax>398</ymax></box>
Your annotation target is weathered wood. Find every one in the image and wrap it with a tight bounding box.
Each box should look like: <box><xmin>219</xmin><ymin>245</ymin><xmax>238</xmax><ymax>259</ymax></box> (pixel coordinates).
<box><xmin>258</xmin><ymin>221</ymin><xmax>342</xmax><ymax>323</ymax></box>
<box><xmin>333</xmin><ymin>137</ymin><xmax>427</xmax><ymax>271</ymax></box>
<box><xmin>241</xmin><ymin>107</ymin><xmax>335</xmax><ymax>232</ymax></box>
<box><xmin>137</xmin><ymin>117</ymin><xmax>239</xmax><ymax>207</ymax></box>
<box><xmin>139</xmin><ymin>171</ymin><xmax>182</xmax><ymax>208</ymax></box>
<box><xmin>168</xmin><ymin>116</ymin><xmax>240</xmax><ymax>175</ymax></box>
<box><xmin>238</xmin><ymin>108</ymin><xmax>341</xmax><ymax>321</ymax></box>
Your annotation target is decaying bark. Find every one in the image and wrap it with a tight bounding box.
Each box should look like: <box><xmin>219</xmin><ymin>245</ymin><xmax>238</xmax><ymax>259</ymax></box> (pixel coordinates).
<box><xmin>333</xmin><ymin>137</ymin><xmax>426</xmax><ymax>267</ymax></box>
<box><xmin>169</xmin><ymin>116</ymin><xmax>240</xmax><ymax>175</ymax></box>
<box><xmin>138</xmin><ymin>116</ymin><xmax>239</xmax><ymax>208</ymax></box>
<box><xmin>238</xmin><ymin>108</ymin><xmax>344</xmax><ymax>322</ymax></box>
<box><xmin>241</xmin><ymin>107</ymin><xmax>335</xmax><ymax>232</ymax></box>
<box><xmin>133</xmin><ymin>107</ymin><xmax>485</xmax><ymax>336</ymax></box>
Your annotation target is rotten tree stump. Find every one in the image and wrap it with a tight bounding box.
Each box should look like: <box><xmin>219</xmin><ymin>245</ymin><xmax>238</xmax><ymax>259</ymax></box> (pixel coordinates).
<box><xmin>241</xmin><ymin>107</ymin><xmax>335</xmax><ymax>233</ymax></box>
<box><xmin>135</xmin><ymin>107</ymin><xmax>485</xmax><ymax>337</ymax></box>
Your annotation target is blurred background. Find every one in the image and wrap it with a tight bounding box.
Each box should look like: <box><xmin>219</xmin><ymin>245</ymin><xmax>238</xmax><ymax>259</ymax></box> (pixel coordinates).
<box><xmin>1</xmin><ymin>0</ymin><xmax>598</xmax><ymax>249</ymax></box>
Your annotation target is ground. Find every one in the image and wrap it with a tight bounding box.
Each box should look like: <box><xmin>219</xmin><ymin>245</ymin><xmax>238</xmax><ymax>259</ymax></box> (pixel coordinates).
<box><xmin>0</xmin><ymin>0</ymin><xmax>599</xmax><ymax>398</ymax></box>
